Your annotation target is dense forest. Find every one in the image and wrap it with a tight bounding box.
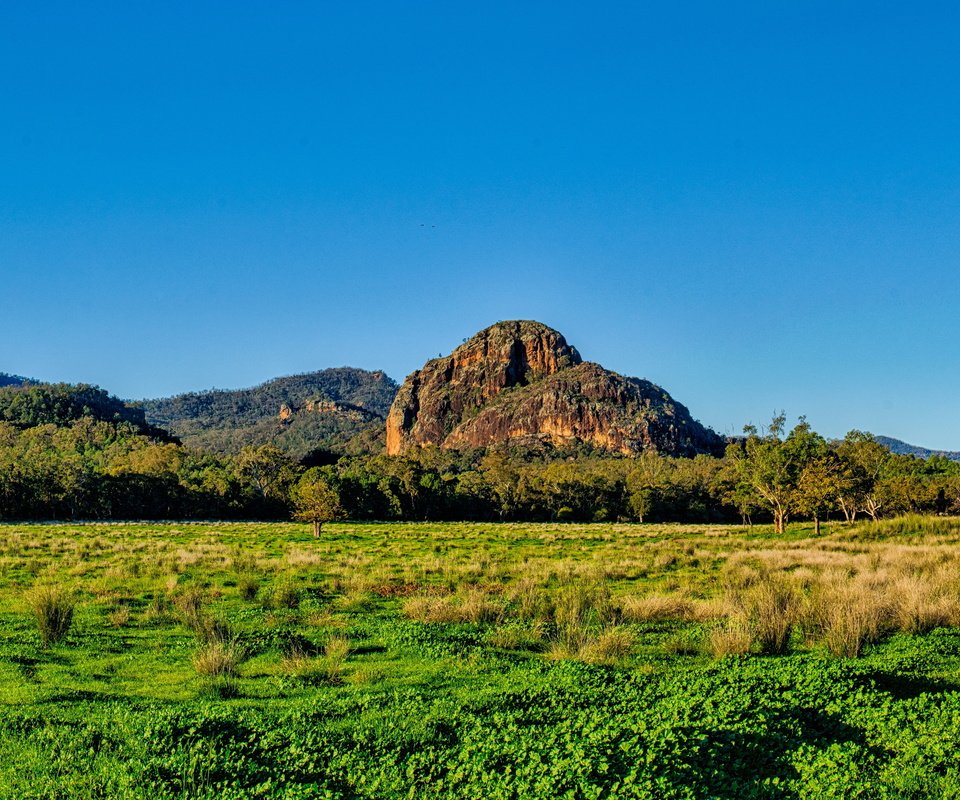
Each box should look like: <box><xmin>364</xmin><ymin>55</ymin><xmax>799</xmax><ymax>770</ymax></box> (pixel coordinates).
<box><xmin>2</xmin><ymin>383</ymin><xmax>959</xmax><ymax>526</ymax></box>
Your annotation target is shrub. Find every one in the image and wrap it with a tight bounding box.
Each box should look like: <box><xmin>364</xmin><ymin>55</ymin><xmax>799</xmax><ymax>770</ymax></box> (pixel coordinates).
<box><xmin>27</xmin><ymin>585</ymin><xmax>75</xmax><ymax>647</ymax></box>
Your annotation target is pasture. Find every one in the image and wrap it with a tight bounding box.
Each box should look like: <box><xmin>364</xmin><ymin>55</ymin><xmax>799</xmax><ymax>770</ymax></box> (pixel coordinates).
<box><xmin>2</xmin><ymin>517</ymin><xmax>960</xmax><ymax>798</ymax></box>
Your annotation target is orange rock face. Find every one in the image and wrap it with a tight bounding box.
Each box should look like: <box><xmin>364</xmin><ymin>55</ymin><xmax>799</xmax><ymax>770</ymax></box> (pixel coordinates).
<box><xmin>386</xmin><ymin>320</ymin><xmax>723</xmax><ymax>457</ymax></box>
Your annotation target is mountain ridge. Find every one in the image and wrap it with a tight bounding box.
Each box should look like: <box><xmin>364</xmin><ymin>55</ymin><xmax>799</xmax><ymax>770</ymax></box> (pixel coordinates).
<box><xmin>876</xmin><ymin>435</ymin><xmax>960</xmax><ymax>462</ymax></box>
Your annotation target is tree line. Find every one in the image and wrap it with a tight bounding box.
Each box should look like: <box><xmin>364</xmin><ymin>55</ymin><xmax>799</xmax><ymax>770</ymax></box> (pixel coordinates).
<box><xmin>3</xmin><ymin>406</ymin><xmax>960</xmax><ymax>527</ymax></box>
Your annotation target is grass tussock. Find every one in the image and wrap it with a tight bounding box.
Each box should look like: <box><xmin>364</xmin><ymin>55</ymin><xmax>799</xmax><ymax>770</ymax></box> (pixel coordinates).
<box><xmin>403</xmin><ymin>589</ymin><xmax>504</xmax><ymax>624</ymax></box>
<box><xmin>579</xmin><ymin>627</ymin><xmax>636</xmax><ymax>664</ymax></box>
<box><xmin>193</xmin><ymin>639</ymin><xmax>247</xmax><ymax>678</ymax></box>
<box><xmin>269</xmin><ymin>581</ymin><xmax>303</xmax><ymax>610</ymax></box>
<box><xmin>816</xmin><ymin>588</ymin><xmax>886</xmax><ymax>658</ymax></box>
<box><xmin>27</xmin><ymin>585</ymin><xmax>76</xmax><ymax>647</ymax></box>
<box><xmin>706</xmin><ymin>618</ymin><xmax>754</xmax><ymax>658</ymax></box>
<box><xmin>106</xmin><ymin>606</ymin><xmax>131</xmax><ymax>628</ymax></box>
<box><xmin>484</xmin><ymin>623</ymin><xmax>546</xmax><ymax>651</ymax></box>
<box><xmin>172</xmin><ymin>585</ymin><xmax>207</xmax><ymax>630</ymax></box>
<box><xmin>735</xmin><ymin>577</ymin><xmax>799</xmax><ymax>655</ymax></box>
<box><xmin>283</xmin><ymin>635</ymin><xmax>351</xmax><ymax>685</ymax></box>
<box><xmin>552</xmin><ymin>579</ymin><xmax>617</xmax><ymax>650</ymax></box>
<box><xmin>237</xmin><ymin>574</ymin><xmax>260</xmax><ymax>602</ymax></box>
<box><xmin>620</xmin><ymin>594</ymin><xmax>694</xmax><ymax>623</ymax></box>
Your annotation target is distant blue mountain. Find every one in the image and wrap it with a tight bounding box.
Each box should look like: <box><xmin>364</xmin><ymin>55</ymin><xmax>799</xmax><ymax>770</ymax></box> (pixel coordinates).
<box><xmin>0</xmin><ymin>373</ymin><xmax>35</xmax><ymax>388</ymax></box>
<box><xmin>876</xmin><ymin>436</ymin><xmax>960</xmax><ymax>461</ymax></box>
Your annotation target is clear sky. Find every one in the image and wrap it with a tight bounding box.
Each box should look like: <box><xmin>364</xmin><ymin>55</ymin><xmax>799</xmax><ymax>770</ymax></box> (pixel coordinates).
<box><xmin>2</xmin><ymin>2</ymin><xmax>959</xmax><ymax>447</ymax></box>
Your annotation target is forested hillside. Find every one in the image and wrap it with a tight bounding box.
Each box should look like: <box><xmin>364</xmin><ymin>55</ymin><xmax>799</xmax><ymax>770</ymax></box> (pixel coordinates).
<box><xmin>0</xmin><ymin>382</ymin><xmax>300</xmax><ymax>520</ymax></box>
<box><xmin>876</xmin><ymin>435</ymin><xmax>960</xmax><ymax>462</ymax></box>
<box><xmin>0</xmin><ymin>383</ymin><xmax>172</xmax><ymax>441</ymax></box>
<box><xmin>137</xmin><ymin>367</ymin><xmax>398</xmax><ymax>458</ymax></box>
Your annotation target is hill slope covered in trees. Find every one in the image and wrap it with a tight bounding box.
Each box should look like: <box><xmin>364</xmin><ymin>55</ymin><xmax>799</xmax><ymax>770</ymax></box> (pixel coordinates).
<box><xmin>0</xmin><ymin>383</ymin><xmax>173</xmax><ymax>441</ymax></box>
<box><xmin>137</xmin><ymin>368</ymin><xmax>399</xmax><ymax>459</ymax></box>
<box><xmin>876</xmin><ymin>436</ymin><xmax>960</xmax><ymax>462</ymax></box>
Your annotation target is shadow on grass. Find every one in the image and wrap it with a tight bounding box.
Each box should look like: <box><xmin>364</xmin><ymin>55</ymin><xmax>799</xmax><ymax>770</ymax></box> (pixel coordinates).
<box><xmin>856</xmin><ymin>670</ymin><xmax>956</xmax><ymax>700</ymax></box>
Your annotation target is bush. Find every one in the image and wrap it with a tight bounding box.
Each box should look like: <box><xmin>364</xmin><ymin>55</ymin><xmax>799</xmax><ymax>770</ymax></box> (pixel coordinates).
<box><xmin>27</xmin><ymin>585</ymin><xmax>75</xmax><ymax>647</ymax></box>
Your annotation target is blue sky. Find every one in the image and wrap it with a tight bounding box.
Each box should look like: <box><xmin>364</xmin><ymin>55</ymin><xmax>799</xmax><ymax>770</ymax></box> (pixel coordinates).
<box><xmin>2</xmin><ymin>2</ymin><xmax>959</xmax><ymax>447</ymax></box>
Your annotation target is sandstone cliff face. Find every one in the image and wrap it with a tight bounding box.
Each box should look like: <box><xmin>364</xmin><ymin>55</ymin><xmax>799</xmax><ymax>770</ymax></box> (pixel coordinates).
<box><xmin>386</xmin><ymin>320</ymin><xmax>723</xmax><ymax>457</ymax></box>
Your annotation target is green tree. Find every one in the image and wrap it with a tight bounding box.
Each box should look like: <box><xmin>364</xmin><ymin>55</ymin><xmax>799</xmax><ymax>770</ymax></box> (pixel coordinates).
<box><xmin>796</xmin><ymin>454</ymin><xmax>841</xmax><ymax>535</ymax></box>
<box><xmin>729</xmin><ymin>414</ymin><xmax>824</xmax><ymax>534</ymax></box>
<box><xmin>626</xmin><ymin>451</ymin><xmax>669</xmax><ymax>523</ymax></box>
<box><xmin>835</xmin><ymin>431</ymin><xmax>890</xmax><ymax>521</ymax></box>
<box><xmin>292</xmin><ymin>472</ymin><xmax>343</xmax><ymax>537</ymax></box>
<box><xmin>237</xmin><ymin>445</ymin><xmax>296</xmax><ymax>502</ymax></box>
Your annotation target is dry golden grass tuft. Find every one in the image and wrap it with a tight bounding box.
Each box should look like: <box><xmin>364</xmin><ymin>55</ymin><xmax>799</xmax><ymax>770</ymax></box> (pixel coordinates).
<box><xmin>706</xmin><ymin>618</ymin><xmax>754</xmax><ymax>658</ymax></box>
<box><xmin>620</xmin><ymin>594</ymin><xmax>694</xmax><ymax>623</ymax></box>
<box><xmin>735</xmin><ymin>577</ymin><xmax>799</xmax><ymax>655</ymax></box>
<box><xmin>193</xmin><ymin>639</ymin><xmax>247</xmax><ymax>678</ymax></box>
<box><xmin>579</xmin><ymin>627</ymin><xmax>635</xmax><ymax>664</ymax></box>
<box><xmin>403</xmin><ymin>589</ymin><xmax>505</xmax><ymax>624</ymax></box>
<box><xmin>26</xmin><ymin>585</ymin><xmax>76</xmax><ymax>647</ymax></box>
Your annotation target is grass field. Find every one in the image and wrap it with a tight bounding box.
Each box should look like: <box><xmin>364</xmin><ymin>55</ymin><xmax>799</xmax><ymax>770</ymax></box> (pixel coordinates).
<box><xmin>3</xmin><ymin>517</ymin><xmax>960</xmax><ymax>798</ymax></box>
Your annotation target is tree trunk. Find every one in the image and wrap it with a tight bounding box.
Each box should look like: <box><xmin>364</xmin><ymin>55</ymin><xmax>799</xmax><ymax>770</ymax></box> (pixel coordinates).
<box><xmin>838</xmin><ymin>497</ymin><xmax>854</xmax><ymax>523</ymax></box>
<box><xmin>814</xmin><ymin>515</ymin><xmax>821</xmax><ymax>536</ymax></box>
<box><xmin>313</xmin><ymin>520</ymin><xmax>321</xmax><ymax>538</ymax></box>
<box><xmin>774</xmin><ymin>509</ymin><xmax>787</xmax><ymax>534</ymax></box>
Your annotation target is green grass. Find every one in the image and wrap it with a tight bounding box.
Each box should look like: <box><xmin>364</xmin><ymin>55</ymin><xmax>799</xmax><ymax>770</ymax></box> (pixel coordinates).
<box><xmin>2</xmin><ymin>518</ymin><xmax>960</xmax><ymax>797</ymax></box>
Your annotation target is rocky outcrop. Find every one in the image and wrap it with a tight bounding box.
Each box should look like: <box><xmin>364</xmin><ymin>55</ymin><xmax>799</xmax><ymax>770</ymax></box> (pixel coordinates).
<box><xmin>386</xmin><ymin>320</ymin><xmax>723</xmax><ymax>456</ymax></box>
<box><xmin>281</xmin><ymin>398</ymin><xmax>382</xmax><ymax>424</ymax></box>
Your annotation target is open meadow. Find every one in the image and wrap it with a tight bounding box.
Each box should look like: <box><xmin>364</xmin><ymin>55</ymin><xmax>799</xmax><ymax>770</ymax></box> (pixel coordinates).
<box><xmin>3</xmin><ymin>517</ymin><xmax>960</xmax><ymax>798</ymax></box>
